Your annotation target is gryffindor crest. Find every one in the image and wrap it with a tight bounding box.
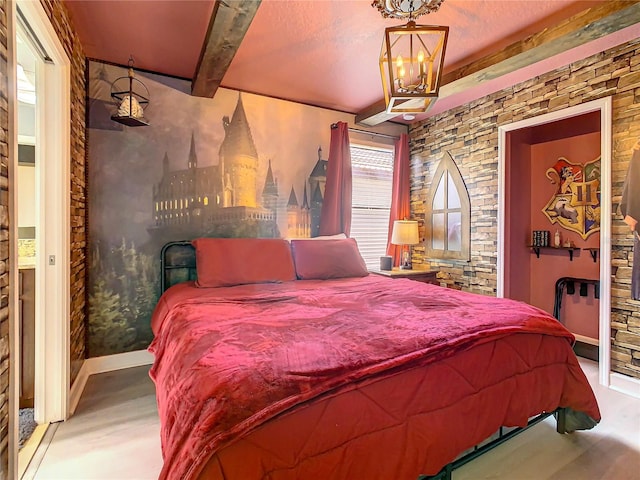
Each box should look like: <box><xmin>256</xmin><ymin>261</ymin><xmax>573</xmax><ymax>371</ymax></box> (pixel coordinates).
<box><xmin>542</xmin><ymin>156</ymin><xmax>601</xmax><ymax>240</ymax></box>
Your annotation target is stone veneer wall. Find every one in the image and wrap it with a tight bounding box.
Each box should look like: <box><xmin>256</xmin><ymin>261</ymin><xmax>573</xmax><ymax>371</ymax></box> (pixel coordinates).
<box><xmin>0</xmin><ymin>0</ymin><xmax>9</xmax><ymax>474</ymax></box>
<box><xmin>0</xmin><ymin>1</ymin><xmax>86</xmax><ymax>474</ymax></box>
<box><xmin>39</xmin><ymin>0</ymin><xmax>87</xmax><ymax>385</ymax></box>
<box><xmin>410</xmin><ymin>37</ymin><xmax>640</xmax><ymax>380</ymax></box>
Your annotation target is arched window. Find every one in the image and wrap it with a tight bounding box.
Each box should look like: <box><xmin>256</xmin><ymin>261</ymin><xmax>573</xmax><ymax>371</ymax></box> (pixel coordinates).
<box><xmin>425</xmin><ymin>151</ymin><xmax>470</xmax><ymax>261</ymax></box>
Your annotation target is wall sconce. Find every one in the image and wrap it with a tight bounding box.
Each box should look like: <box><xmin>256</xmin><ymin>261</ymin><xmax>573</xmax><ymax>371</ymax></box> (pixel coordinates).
<box><xmin>110</xmin><ymin>56</ymin><xmax>150</xmax><ymax>127</ymax></box>
<box><xmin>391</xmin><ymin>220</ymin><xmax>420</xmax><ymax>269</ymax></box>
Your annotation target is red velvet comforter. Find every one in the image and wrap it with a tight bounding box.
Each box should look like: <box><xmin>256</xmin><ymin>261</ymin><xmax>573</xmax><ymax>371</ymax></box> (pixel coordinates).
<box><xmin>149</xmin><ymin>275</ymin><xmax>600</xmax><ymax>480</ymax></box>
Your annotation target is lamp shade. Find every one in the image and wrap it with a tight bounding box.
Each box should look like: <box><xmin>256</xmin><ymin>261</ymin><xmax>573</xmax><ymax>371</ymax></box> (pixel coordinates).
<box><xmin>391</xmin><ymin>220</ymin><xmax>419</xmax><ymax>245</ymax></box>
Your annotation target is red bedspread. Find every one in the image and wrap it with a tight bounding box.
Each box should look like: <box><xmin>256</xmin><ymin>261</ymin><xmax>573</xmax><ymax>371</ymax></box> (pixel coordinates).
<box><xmin>149</xmin><ymin>275</ymin><xmax>600</xmax><ymax>480</ymax></box>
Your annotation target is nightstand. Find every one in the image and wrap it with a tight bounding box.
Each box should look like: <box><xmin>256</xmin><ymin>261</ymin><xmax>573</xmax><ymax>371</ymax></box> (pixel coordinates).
<box><xmin>369</xmin><ymin>267</ymin><xmax>439</xmax><ymax>285</ymax></box>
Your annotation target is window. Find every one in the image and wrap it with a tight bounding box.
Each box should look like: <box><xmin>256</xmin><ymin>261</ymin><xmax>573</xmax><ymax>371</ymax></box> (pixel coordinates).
<box><xmin>426</xmin><ymin>152</ymin><xmax>470</xmax><ymax>261</ymax></box>
<box><xmin>350</xmin><ymin>144</ymin><xmax>394</xmax><ymax>269</ymax></box>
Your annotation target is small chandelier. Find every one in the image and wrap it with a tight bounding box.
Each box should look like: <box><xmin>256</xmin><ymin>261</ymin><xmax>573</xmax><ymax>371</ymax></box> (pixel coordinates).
<box><xmin>373</xmin><ymin>0</ymin><xmax>445</xmax><ymax>19</ymax></box>
<box><xmin>374</xmin><ymin>0</ymin><xmax>448</xmax><ymax>114</ymax></box>
<box><xmin>110</xmin><ymin>56</ymin><xmax>150</xmax><ymax>127</ymax></box>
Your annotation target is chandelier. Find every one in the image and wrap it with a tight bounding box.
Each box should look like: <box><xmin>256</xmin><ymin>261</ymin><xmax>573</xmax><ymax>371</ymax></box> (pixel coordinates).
<box><xmin>372</xmin><ymin>0</ymin><xmax>445</xmax><ymax>19</ymax></box>
<box><xmin>374</xmin><ymin>0</ymin><xmax>449</xmax><ymax>114</ymax></box>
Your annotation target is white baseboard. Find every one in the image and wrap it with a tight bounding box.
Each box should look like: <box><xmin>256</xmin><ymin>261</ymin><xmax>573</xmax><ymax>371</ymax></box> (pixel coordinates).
<box><xmin>68</xmin><ymin>361</ymin><xmax>90</xmax><ymax>416</ymax></box>
<box><xmin>68</xmin><ymin>349</ymin><xmax>155</xmax><ymax>415</ymax></box>
<box><xmin>574</xmin><ymin>334</ymin><xmax>599</xmax><ymax>346</ymax></box>
<box><xmin>609</xmin><ymin>372</ymin><xmax>640</xmax><ymax>399</ymax></box>
<box><xmin>84</xmin><ymin>349</ymin><xmax>154</xmax><ymax>375</ymax></box>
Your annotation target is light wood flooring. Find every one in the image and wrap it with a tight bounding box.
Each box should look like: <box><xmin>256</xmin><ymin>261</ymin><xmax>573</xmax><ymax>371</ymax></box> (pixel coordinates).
<box><xmin>22</xmin><ymin>359</ymin><xmax>640</xmax><ymax>479</ymax></box>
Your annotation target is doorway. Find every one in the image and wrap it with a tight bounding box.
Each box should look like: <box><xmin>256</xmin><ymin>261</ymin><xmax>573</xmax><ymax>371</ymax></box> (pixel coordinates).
<box><xmin>9</xmin><ymin>1</ymin><xmax>71</xmax><ymax>478</ymax></box>
<box><xmin>497</xmin><ymin>97</ymin><xmax>612</xmax><ymax>388</ymax></box>
<box><xmin>15</xmin><ymin>28</ymin><xmax>40</xmax><ymax>472</ymax></box>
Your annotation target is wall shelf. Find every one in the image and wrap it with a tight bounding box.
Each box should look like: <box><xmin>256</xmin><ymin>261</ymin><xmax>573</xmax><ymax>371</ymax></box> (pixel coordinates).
<box><xmin>583</xmin><ymin>247</ymin><xmax>599</xmax><ymax>262</ymax></box>
<box><xmin>528</xmin><ymin>245</ymin><xmax>580</xmax><ymax>261</ymax></box>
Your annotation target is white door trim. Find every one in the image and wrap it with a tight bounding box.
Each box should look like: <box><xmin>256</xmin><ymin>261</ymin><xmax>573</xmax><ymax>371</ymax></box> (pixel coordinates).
<box><xmin>497</xmin><ymin>97</ymin><xmax>612</xmax><ymax>390</ymax></box>
<box><xmin>14</xmin><ymin>0</ymin><xmax>71</xmax><ymax>427</ymax></box>
<box><xmin>7</xmin><ymin>4</ymin><xmax>19</xmax><ymax>477</ymax></box>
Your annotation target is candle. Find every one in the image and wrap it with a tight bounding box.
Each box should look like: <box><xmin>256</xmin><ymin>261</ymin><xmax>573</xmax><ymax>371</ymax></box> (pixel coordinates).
<box><xmin>418</xmin><ymin>50</ymin><xmax>425</xmax><ymax>78</ymax></box>
<box><xmin>396</xmin><ymin>55</ymin><xmax>404</xmax><ymax>83</ymax></box>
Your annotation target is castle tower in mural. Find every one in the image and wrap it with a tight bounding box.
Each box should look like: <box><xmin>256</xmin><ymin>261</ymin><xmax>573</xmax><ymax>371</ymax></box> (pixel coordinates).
<box><xmin>220</xmin><ymin>95</ymin><xmax>259</xmax><ymax>208</ymax></box>
<box><xmin>284</xmin><ymin>146</ymin><xmax>327</xmax><ymax>238</ymax></box>
<box><xmin>309</xmin><ymin>147</ymin><xmax>328</xmax><ymax>236</ymax></box>
<box><xmin>262</xmin><ymin>159</ymin><xmax>278</xmax><ymax>225</ymax></box>
<box><xmin>150</xmin><ymin>93</ymin><xmax>279</xmax><ymax>240</ymax></box>
<box><xmin>286</xmin><ymin>183</ymin><xmax>311</xmax><ymax>238</ymax></box>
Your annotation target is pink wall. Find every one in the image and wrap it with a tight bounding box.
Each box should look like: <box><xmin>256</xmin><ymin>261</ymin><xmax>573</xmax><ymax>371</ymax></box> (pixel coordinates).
<box><xmin>529</xmin><ymin>132</ymin><xmax>600</xmax><ymax>340</ymax></box>
<box><xmin>504</xmin><ymin>130</ymin><xmax>532</xmax><ymax>301</ymax></box>
<box><xmin>506</xmin><ymin>112</ymin><xmax>600</xmax><ymax>341</ymax></box>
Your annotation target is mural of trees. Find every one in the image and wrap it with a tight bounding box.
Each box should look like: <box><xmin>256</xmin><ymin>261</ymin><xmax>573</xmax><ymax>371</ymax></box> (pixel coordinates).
<box><xmin>88</xmin><ymin>240</ymin><xmax>159</xmax><ymax>357</ymax></box>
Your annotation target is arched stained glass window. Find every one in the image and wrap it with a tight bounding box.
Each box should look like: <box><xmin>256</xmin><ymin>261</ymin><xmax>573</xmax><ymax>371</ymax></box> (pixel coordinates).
<box><xmin>426</xmin><ymin>152</ymin><xmax>470</xmax><ymax>261</ymax></box>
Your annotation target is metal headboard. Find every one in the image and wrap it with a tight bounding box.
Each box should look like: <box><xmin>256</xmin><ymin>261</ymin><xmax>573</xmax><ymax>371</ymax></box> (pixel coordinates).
<box><xmin>160</xmin><ymin>241</ymin><xmax>197</xmax><ymax>293</ymax></box>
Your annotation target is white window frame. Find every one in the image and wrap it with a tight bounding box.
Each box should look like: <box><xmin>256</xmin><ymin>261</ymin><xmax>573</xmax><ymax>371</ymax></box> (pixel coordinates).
<box><xmin>350</xmin><ymin>143</ymin><xmax>394</xmax><ymax>269</ymax></box>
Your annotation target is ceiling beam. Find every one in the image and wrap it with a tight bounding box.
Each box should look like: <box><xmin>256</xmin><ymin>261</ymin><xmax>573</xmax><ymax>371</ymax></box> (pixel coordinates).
<box><xmin>192</xmin><ymin>0</ymin><xmax>262</xmax><ymax>98</ymax></box>
<box><xmin>356</xmin><ymin>0</ymin><xmax>640</xmax><ymax>126</ymax></box>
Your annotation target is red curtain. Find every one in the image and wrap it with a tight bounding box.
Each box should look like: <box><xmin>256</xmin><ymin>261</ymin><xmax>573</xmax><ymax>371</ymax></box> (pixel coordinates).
<box><xmin>386</xmin><ymin>133</ymin><xmax>411</xmax><ymax>266</ymax></box>
<box><xmin>319</xmin><ymin>122</ymin><xmax>352</xmax><ymax>236</ymax></box>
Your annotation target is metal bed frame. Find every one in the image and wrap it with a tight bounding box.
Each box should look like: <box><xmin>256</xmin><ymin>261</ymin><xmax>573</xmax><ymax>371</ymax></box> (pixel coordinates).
<box><xmin>420</xmin><ymin>409</ymin><xmax>565</xmax><ymax>480</ymax></box>
<box><xmin>159</xmin><ymin>240</ymin><xmax>569</xmax><ymax>480</ymax></box>
<box><xmin>160</xmin><ymin>240</ymin><xmax>197</xmax><ymax>293</ymax></box>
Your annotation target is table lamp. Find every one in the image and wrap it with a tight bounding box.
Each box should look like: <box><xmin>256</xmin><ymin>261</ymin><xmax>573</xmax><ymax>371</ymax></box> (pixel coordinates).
<box><xmin>391</xmin><ymin>220</ymin><xmax>420</xmax><ymax>269</ymax></box>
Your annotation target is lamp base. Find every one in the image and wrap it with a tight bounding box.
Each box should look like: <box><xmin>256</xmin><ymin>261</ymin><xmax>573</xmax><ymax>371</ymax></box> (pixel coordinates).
<box><xmin>401</xmin><ymin>248</ymin><xmax>412</xmax><ymax>270</ymax></box>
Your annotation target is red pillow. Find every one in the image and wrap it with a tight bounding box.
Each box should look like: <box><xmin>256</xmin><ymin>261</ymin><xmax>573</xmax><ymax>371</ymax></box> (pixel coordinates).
<box><xmin>192</xmin><ymin>238</ymin><xmax>296</xmax><ymax>288</ymax></box>
<box><xmin>290</xmin><ymin>238</ymin><xmax>369</xmax><ymax>280</ymax></box>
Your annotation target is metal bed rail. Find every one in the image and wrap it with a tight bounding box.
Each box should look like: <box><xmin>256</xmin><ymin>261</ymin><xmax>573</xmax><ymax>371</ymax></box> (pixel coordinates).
<box><xmin>418</xmin><ymin>409</ymin><xmax>565</xmax><ymax>480</ymax></box>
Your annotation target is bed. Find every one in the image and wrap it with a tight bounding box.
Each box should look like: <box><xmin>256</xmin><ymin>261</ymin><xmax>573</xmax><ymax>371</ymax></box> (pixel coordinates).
<box><xmin>149</xmin><ymin>237</ymin><xmax>600</xmax><ymax>480</ymax></box>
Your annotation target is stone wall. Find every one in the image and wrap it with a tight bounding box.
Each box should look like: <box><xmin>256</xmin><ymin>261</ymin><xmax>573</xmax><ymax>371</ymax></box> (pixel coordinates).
<box><xmin>39</xmin><ymin>0</ymin><xmax>87</xmax><ymax>385</ymax></box>
<box><xmin>0</xmin><ymin>0</ymin><xmax>9</xmax><ymax>474</ymax></box>
<box><xmin>409</xmin><ymin>38</ymin><xmax>640</xmax><ymax>379</ymax></box>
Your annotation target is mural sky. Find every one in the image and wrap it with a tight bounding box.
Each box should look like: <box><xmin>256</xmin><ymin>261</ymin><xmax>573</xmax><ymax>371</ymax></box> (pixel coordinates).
<box><xmin>89</xmin><ymin>61</ymin><xmax>351</xmax><ymax>248</ymax></box>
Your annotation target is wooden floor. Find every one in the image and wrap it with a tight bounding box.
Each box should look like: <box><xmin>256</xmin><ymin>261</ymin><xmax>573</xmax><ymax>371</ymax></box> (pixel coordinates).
<box><xmin>24</xmin><ymin>366</ymin><xmax>162</xmax><ymax>479</ymax></box>
<box><xmin>23</xmin><ymin>359</ymin><xmax>640</xmax><ymax>479</ymax></box>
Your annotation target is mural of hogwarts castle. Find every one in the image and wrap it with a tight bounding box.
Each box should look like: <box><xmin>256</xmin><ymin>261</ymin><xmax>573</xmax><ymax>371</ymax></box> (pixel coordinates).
<box><xmin>149</xmin><ymin>94</ymin><xmax>328</xmax><ymax>242</ymax></box>
<box><xmin>87</xmin><ymin>60</ymin><xmax>347</xmax><ymax>357</ymax></box>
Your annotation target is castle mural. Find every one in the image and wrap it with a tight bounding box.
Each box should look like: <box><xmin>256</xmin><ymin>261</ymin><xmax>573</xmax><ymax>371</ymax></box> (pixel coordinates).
<box><xmin>87</xmin><ymin>61</ymin><xmax>345</xmax><ymax>357</ymax></box>
<box><xmin>149</xmin><ymin>96</ymin><xmax>329</xmax><ymax>242</ymax></box>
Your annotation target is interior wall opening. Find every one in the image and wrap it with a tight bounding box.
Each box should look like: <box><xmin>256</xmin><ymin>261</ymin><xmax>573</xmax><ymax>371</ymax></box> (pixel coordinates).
<box><xmin>498</xmin><ymin>97</ymin><xmax>613</xmax><ymax>392</ymax></box>
<box><xmin>15</xmin><ymin>17</ymin><xmax>46</xmax><ymax>478</ymax></box>
<box><xmin>10</xmin><ymin>1</ymin><xmax>72</xmax><ymax>477</ymax></box>
<box><xmin>504</xmin><ymin>111</ymin><xmax>601</xmax><ymax>361</ymax></box>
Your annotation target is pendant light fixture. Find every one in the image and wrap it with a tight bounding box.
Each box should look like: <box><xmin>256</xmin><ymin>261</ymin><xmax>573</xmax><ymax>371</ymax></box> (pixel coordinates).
<box><xmin>110</xmin><ymin>56</ymin><xmax>150</xmax><ymax>127</ymax></box>
<box><xmin>373</xmin><ymin>0</ymin><xmax>449</xmax><ymax>114</ymax></box>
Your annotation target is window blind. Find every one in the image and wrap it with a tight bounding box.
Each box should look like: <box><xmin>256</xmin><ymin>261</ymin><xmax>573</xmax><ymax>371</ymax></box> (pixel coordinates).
<box><xmin>350</xmin><ymin>144</ymin><xmax>394</xmax><ymax>269</ymax></box>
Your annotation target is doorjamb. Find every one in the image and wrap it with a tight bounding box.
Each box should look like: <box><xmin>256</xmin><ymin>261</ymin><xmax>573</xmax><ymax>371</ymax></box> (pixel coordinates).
<box><xmin>9</xmin><ymin>0</ymin><xmax>71</xmax><ymax>476</ymax></box>
<box><xmin>18</xmin><ymin>0</ymin><xmax>72</xmax><ymax>423</ymax></box>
